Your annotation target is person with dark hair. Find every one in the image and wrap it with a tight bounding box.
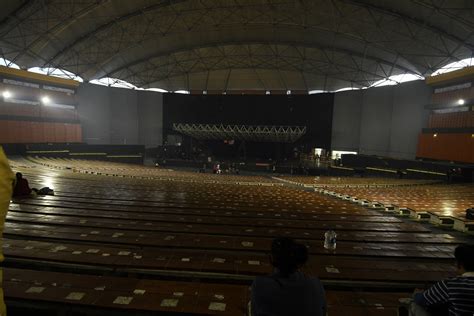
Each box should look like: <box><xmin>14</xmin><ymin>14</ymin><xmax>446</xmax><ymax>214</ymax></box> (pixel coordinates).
<box><xmin>250</xmin><ymin>237</ymin><xmax>326</xmax><ymax>316</ymax></box>
<box><xmin>410</xmin><ymin>244</ymin><xmax>474</xmax><ymax>315</ymax></box>
<box><xmin>13</xmin><ymin>172</ymin><xmax>32</xmax><ymax>196</ymax></box>
<box><xmin>13</xmin><ymin>172</ymin><xmax>54</xmax><ymax>197</ymax></box>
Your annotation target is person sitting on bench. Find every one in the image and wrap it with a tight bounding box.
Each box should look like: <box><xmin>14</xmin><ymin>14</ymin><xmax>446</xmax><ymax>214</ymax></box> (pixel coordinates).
<box><xmin>410</xmin><ymin>244</ymin><xmax>474</xmax><ymax>316</ymax></box>
<box><xmin>250</xmin><ymin>237</ymin><xmax>326</xmax><ymax>316</ymax></box>
<box><xmin>13</xmin><ymin>172</ymin><xmax>53</xmax><ymax>197</ymax></box>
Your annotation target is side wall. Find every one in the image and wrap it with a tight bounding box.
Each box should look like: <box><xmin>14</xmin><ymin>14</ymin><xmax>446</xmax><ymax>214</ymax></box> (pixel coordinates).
<box><xmin>332</xmin><ymin>80</ymin><xmax>432</xmax><ymax>159</ymax></box>
<box><xmin>76</xmin><ymin>83</ymin><xmax>163</xmax><ymax>147</ymax></box>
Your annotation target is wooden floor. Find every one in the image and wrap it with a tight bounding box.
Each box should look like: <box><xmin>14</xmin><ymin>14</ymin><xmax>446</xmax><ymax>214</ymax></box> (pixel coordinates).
<box><xmin>4</xmin><ymin>158</ymin><xmax>473</xmax><ymax>315</ymax></box>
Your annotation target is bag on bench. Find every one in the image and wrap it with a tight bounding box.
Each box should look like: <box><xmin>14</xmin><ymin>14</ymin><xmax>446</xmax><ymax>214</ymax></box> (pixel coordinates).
<box><xmin>466</xmin><ymin>208</ymin><xmax>474</xmax><ymax>220</ymax></box>
<box><xmin>38</xmin><ymin>187</ymin><xmax>54</xmax><ymax>196</ymax></box>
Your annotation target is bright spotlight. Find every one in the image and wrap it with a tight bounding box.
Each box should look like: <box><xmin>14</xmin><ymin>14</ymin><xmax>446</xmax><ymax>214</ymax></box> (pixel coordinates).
<box><xmin>41</xmin><ymin>96</ymin><xmax>50</xmax><ymax>104</ymax></box>
<box><xmin>457</xmin><ymin>99</ymin><xmax>465</xmax><ymax>105</ymax></box>
<box><xmin>2</xmin><ymin>91</ymin><xmax>11</xmax><ymax>99</ymax></box>
<box><xmin>433</xmin><ymin>133</ymin><xmax>438</xmax><ymax>138</ymax></box>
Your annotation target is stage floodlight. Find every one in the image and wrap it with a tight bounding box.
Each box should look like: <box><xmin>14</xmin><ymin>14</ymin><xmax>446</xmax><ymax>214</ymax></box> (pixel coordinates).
<box><xmin>41</xmin><ymin>96</ymin><xmax>50</xmax><ymax>104</ymax></box>
<box><xmin>2</xmin><ymin>91</ymin><xmax>11</xmax><ymax>99</ymax></box>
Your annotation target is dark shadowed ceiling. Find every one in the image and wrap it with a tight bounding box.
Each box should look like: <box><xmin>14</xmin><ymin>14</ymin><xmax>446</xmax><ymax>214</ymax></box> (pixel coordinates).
<box><xmin>1</xmin><ymin>0</ymin><xmax>473</xmax><ymax>91</ymax></box>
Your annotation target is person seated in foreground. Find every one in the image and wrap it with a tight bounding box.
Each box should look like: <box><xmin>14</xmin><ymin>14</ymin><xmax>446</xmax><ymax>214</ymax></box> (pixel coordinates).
<box><xmin>13</xmin><ymin>172</ymin><xmax>53</xmax><ymax>197</ymax></box>
<box><xmin>13</xmin><ymin>172</ymin><xmax>32</xmax><ymax>196</ymax></box>
<box><xmin>410</xmin><ymin>244</ymin><xmax>474</xmax><ymax>316</ymax></box>
<box><xmin>250</xmin><ymin>237</ymin><xmax>326</xmax><ymax>316</ymax></box>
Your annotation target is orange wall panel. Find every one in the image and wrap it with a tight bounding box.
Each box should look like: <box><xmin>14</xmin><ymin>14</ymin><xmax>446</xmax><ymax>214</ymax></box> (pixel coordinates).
<box><xmin>76</xmin><ymin>125</ymin><xmax>83</xmax><ymax>143</ymax></box>
<box><xmin>20</xmin><ymin>121</ymin><xmax>33</xmax><ymax>143</ymax></box>
<box><xmin>417</xmin><ymin>133</ymin><xmax>474</xmax><ymax>163</ymax></box>
<box><xmin>0</xmin><ymin>121</ymin><xmax>9</xmax><ymax>143</ymax></box>
<box><xmin>0</xmin><ymin>120</ymin><xmax>82</xmax><ymax>144</ymax></box>
<box><xmin>30</xmin><ymin>121</ymin><xmax>43</xmax><ymax>143</ymax></box>
<box><xmin>43</xmin><ymin>123</ymin><xmax>55</xmax><ymax>142</ymax></box>
<box><xmin>428</xmin><ymin>111</ymin><xmax>474</xmax><ymax>128</ymax></box>
<box><xmin>65</xmin><ymin>124</ymin><xmax>73</xmax><ymax>142</ymax></box>
<box><xmin>54</xmin><ymin>123</ymin><xmax>67</xmax><ymax>143</ymax></box>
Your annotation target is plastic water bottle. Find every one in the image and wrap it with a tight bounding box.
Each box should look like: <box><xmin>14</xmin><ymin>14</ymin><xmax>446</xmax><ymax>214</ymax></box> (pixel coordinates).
<box><xmin>324</xmin><ymin>230</ymin><xmax>337</xmax><ymax>250</ymax></box>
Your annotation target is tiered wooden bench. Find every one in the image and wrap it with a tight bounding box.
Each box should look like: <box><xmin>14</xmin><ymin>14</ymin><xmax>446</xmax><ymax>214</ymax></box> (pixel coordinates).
<box><xmin>314</xmin><ymin>184</ymin><xmax>474</xmax><ymax>232</ymax></box>
<box><xmin>4</xmin><ymin>268</ymin><xmax>410</xmax><ymax>316</ymax></box>
<box><xmin>277</xmin><ymin>175</ymin><xmax>437</xmax><ymax>187</ymax></box>
<box><xmin>4</xmin><ymin>157</ymin><xmax>473</xmax><ymax>315</ymax></box>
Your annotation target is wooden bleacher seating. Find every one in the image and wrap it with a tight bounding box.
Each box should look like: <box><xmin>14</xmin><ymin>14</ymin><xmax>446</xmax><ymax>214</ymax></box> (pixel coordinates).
<box><xmin>4</xmin><ymin>157</ymin><xmax>473</xmax><ymax>314</ymax></box>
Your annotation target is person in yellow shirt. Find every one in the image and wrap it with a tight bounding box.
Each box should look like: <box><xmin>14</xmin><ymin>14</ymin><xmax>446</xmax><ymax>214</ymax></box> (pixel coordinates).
<box><xmin>0</xmin><ymin>146</ymin><xmax>14</xmax><ymax>316</ymax></box>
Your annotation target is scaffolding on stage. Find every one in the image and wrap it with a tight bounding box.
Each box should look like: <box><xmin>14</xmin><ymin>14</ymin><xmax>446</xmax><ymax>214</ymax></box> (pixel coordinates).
<box><xmin>172</xmin><ymin>123</ymin><xmax>306</xmax><ymax>143</ymax></box>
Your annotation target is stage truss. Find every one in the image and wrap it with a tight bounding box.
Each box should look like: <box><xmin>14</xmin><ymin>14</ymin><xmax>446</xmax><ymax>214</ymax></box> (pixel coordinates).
<box><xmin>173</xmin><ymin>123</ymin><xmax>306</xmax><ymax>143</ymax></box>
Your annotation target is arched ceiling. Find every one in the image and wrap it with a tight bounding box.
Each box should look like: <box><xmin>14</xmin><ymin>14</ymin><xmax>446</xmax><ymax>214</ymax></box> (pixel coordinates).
<box><xmin>1</xmin><ymin>0</ymin><xmax>473</xmax><ymax>91</ymax></box>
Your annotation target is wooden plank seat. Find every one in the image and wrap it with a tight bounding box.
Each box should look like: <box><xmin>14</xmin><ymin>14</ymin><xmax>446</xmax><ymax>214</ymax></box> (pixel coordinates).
<box><xmin>12</xmin><ymin>193</ymin><xmax>388</xmax><ymax>218</ymax></box>
<box><xmin>328</xmin><ymin>185</ymin><xmax>473</xmax><ymax>214</ymax></box>
<box><xmin>3</xmin><ymin>267</ymin><xmax>412</xmax><ymax>316</ymax></box>
<box><xmin>16</xmin><ymin>182</ymin><xmax>389</xmax><ymax>215</ymax></box>
<box><xmin>53</xmin><ymin>189</ymin><xmax>381</xmax><ymax>211</ymax></box>
<box><xmin>24</xmin><ymin>157</ymin><xmax>278</xmax><ymax>184</ymax></box>
<box><xmin>7</xmin><ymin>211</ymin><xmax>462</xmax><ymax>243</ymax></box>
<box><xmin>18</xmin><ymin>170</ymin><xmax>428</xmax><ymax>222</ymax></box>
<box><xmin>16</xmin><ymin>181</ymin><xmax>462</xmax><ymax>231</ymax></box>
<box><xmin>9</xmin><ymin>203</ymin><xmax>398</xmax><ymax>223</ymax></box>
<box><xmin>278</xmin><ymin>175</ymin><xmax>438</xmax><ymax>187</ymax></box>
<box><xmin>354</xmin><ymin>185</ymin><xmax>474</xmax><ymax>228</ymax></box>
<box><xmin>4</xmin><ymin>268</ymin><xmax>249</xmax><ymax>315</ymax></box>
<box><xmin>6</xmin><ymin>173</ymin><xmax>466</xmax><ymax>244</ymax></box>
<box><xmin>324</xmin><ymin>184</ymin><xmax>474</xmax><ymax>228</ymax></box>
<box><xmin>4</xmin><ymin>222</ymin><xmax>452</xmax><ymax>259</ymax></box>
<box><xmin>19</xmin><ymin>177</ymin><xmax>376</xmax><ymax>207</ymax></box>
<box><xmin>326</xmin><ymin>291</ymin><xmax>410</xmax><ymax>316</ymax></box>
<box><xmin>10</xmin><ymin>204</ymin><xmax>402</xmax><ymax>228</ymax></box>
<box><xmin>2</xmin><ymin>238</ymin><xmax>457</xmax><ymax>284</ymax></box>
<box><xmin>4</xmin><ymin>157</ymin><xmax>471</xmax><ymax>315</ymax></box>
<box><xmin>7</xmin><ymin>204</ymin><xmax>429</xmax><ymax>233</ymax></box>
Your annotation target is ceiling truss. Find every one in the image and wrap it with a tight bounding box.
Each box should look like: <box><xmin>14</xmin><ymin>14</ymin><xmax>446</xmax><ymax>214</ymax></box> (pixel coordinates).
<box><xmin>0</xmin><ymin>0</ymin><xmax>472</xmax><ymax>91</ymax></box>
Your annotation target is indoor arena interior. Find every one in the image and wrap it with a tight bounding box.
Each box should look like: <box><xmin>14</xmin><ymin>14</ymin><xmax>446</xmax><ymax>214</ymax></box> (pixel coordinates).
<box><xmin>0</xmin><ymin>1</ymin><xmax>473</xmax><ymax>315</ymax></box>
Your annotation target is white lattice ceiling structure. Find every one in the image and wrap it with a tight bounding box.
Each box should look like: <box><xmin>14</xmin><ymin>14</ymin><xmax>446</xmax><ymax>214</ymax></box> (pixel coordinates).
<box><xmin>0</xmin><ymin>0</ymin><xmax>473</xmax><ymax>91</ymax></box>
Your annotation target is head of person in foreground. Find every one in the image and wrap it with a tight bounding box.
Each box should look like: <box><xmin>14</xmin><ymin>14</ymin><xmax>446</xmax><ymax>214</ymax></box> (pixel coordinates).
<box><xmin>455</xmin><ymin>244</ymin><xmax>474</xmax><ymax>274</ymax></box>
<box><xmin>270</xmin><ymin>237</ymin><xmax>308</xmax><ymax>277</ymax></box>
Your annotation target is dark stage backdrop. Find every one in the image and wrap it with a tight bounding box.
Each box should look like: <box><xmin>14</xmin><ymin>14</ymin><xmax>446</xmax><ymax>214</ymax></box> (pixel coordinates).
<box><xmin>163</xmin><ymin>93</ymin><xmax>334</xmax><ymax>160</ymax></box>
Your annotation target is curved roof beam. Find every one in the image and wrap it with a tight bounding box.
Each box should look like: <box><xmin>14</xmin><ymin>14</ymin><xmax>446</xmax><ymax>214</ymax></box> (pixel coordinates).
<box><xmin>0</xmin><ymin>0</ymin><xmax>37</xmax><ymax>36</ymax></box>
<box><xmin>12</xmin><ymin>0</ymin><xmax>109</xmax><ymax>64</ymax></box>
<box><xmin>141</xmin><ymin>68</ymin><xmax>366</xmax><ymax>91</ymax></box>
<box><xmin>115</xmin><ymin>50</ymin><xmax>391</xmax><ymax>87</ymax></box>
<box><xmin>49</xmin><ymin>1</ymin><xmax>434</xmax><ymax>77</ymax></box>
<box><xmin>104</xmin><ymin>40</ymin><xmax>418</xmax><ymax>80</ymax></box>
<box><xmin>95</xmin><ymin>38</ymin><xmax>420</xmax><ymax>82</ymax></box>
<box><xmin>43</xmin><ymin>0</ymin><xmax>187</xmax><ymax>67</ymax></box>
<box><xmin>411</xmin><ymin>0</ymin><xmax>474</xmax><ymax>29</ymax></box>
<box><xmin>343</xmin><ymin>0</ymin><xmax>474</xmax><ymax>51</ymax></box>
